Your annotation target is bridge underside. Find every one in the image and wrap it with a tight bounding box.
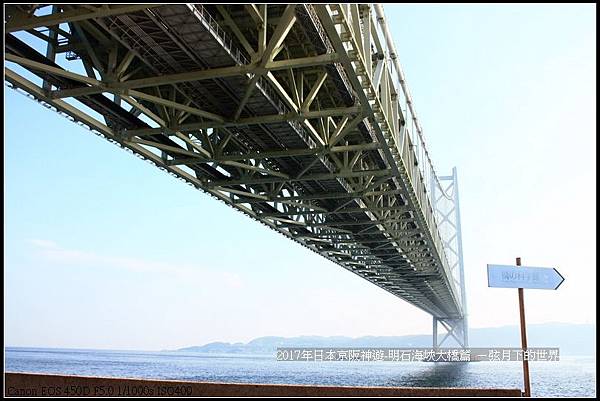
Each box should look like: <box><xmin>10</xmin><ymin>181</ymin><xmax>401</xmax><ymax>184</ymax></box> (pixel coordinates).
<box><xmin>5</xmin><ymin>4</ymin><xmax>465</xmax><ymax>322</ymax></box>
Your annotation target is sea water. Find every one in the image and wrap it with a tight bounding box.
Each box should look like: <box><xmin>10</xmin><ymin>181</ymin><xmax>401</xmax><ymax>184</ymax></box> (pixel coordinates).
<box><xmin>5</xmin><ymin>347</ymin><xmax>596</xmax><ymax>397</ymax></box>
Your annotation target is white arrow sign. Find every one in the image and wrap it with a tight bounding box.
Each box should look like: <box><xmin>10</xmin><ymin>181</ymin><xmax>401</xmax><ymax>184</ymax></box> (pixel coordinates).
<box><xmin>487</xmin><ymin>264</ymin><xmax>564</xmax><ymax>290</ymax></box>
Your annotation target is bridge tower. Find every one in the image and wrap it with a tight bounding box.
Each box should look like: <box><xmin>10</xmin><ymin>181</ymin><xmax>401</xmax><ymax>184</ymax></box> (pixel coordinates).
<box><xmin>431</xmin><ymin>167</ymin><xmax>468</xmax><ymax>348</ymax></box>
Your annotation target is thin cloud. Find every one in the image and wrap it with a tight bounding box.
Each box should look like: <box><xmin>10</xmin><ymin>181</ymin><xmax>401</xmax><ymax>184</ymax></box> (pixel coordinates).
<box><xmin>28</xmin><ymin>239</ymin><xmax>243</xmax><ymax>288</ymax></box>
<box><xmin>27</xmin><ymin>239</ymin><xmax>59</xmax><ymax>249</ymax></box>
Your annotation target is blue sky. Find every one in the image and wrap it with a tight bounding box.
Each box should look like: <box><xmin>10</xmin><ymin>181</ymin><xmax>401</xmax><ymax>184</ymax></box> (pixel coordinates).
<box><xmin>4</xmin><ymin>4</ymin><xmax>596</xmax><ymax>350</ymax></box>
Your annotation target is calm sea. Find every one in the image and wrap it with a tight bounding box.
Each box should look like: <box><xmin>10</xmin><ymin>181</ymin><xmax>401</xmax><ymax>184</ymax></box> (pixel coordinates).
<box><xmin>5</xmin><ymin>347</ymin><xmax>596</xmax><ymax>397</ymax></box>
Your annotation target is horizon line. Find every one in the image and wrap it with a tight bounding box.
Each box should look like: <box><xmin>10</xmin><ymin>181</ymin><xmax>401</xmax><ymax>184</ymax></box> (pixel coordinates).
<box><xmin>5</xmin><ymin>321</ymin><xmax>595</xmax><ymax>353</ymax></box>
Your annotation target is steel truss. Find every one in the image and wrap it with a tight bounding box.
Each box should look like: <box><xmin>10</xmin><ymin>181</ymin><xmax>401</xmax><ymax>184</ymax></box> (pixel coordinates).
<box><xmin>5</xmin><ymin>4</ymin><xmax>467</xmax><ymax>332</ymax></box>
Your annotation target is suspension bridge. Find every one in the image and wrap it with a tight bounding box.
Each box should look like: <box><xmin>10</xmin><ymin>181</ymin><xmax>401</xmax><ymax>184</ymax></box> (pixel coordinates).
<box><xmin>5</xmin><ymin>4</ymin><xmax>468</xmax><ymax>348</ymax></box>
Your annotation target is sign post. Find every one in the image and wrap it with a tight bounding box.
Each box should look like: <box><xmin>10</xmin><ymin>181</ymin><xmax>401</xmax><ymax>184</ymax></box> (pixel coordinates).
<box><xmin>516</xmin><ymin>257</ymin><xmax>531</xmax><ymax>398</ymax></box>
<box><xmin>487</xmin><ymin>259</ymin><xmax>564</xmax><ymax>397</ymax></box>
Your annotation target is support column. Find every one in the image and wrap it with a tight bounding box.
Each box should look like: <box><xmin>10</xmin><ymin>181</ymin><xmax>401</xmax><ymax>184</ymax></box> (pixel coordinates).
<box><xmin>433</xmin><ymin>168</ymin><xmax>469</xmax><ymax>349</ymax></box>
<box><xmin>432</xmin><ymin>317</ymin><xmax>438</xmax><ymax>350</ymax></box>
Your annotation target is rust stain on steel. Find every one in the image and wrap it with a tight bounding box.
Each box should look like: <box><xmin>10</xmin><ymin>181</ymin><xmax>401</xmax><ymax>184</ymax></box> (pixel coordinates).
<box><xmin>5</xmin><ymin>372</ymin><xmax>522</xmax><ymax>397</ymax></box>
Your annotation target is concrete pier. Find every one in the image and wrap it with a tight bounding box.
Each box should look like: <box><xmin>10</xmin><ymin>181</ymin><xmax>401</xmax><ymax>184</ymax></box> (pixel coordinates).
<box><xmin>5</xmin><ymin>372</ymin><xmax>522</xmax><ymax>397</ymax></box>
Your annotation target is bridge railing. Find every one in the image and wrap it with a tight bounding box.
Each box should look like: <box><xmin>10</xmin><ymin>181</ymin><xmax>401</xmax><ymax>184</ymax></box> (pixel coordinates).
<box><xmin>315</xmin><ymin>4</ymin><xmax>461</xmax><ymax>314</ymax></box>
<box><xmin>367</xmin><ymin>5</ymin><xmax>461</xmax><ymax>312</ymax></box>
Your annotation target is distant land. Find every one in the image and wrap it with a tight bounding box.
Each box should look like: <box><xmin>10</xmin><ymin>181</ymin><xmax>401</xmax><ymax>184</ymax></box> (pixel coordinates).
<box><xmin>174</xmin><ymin>323</ymin><xmax>595</xmax><ymax>356</ymax></box>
